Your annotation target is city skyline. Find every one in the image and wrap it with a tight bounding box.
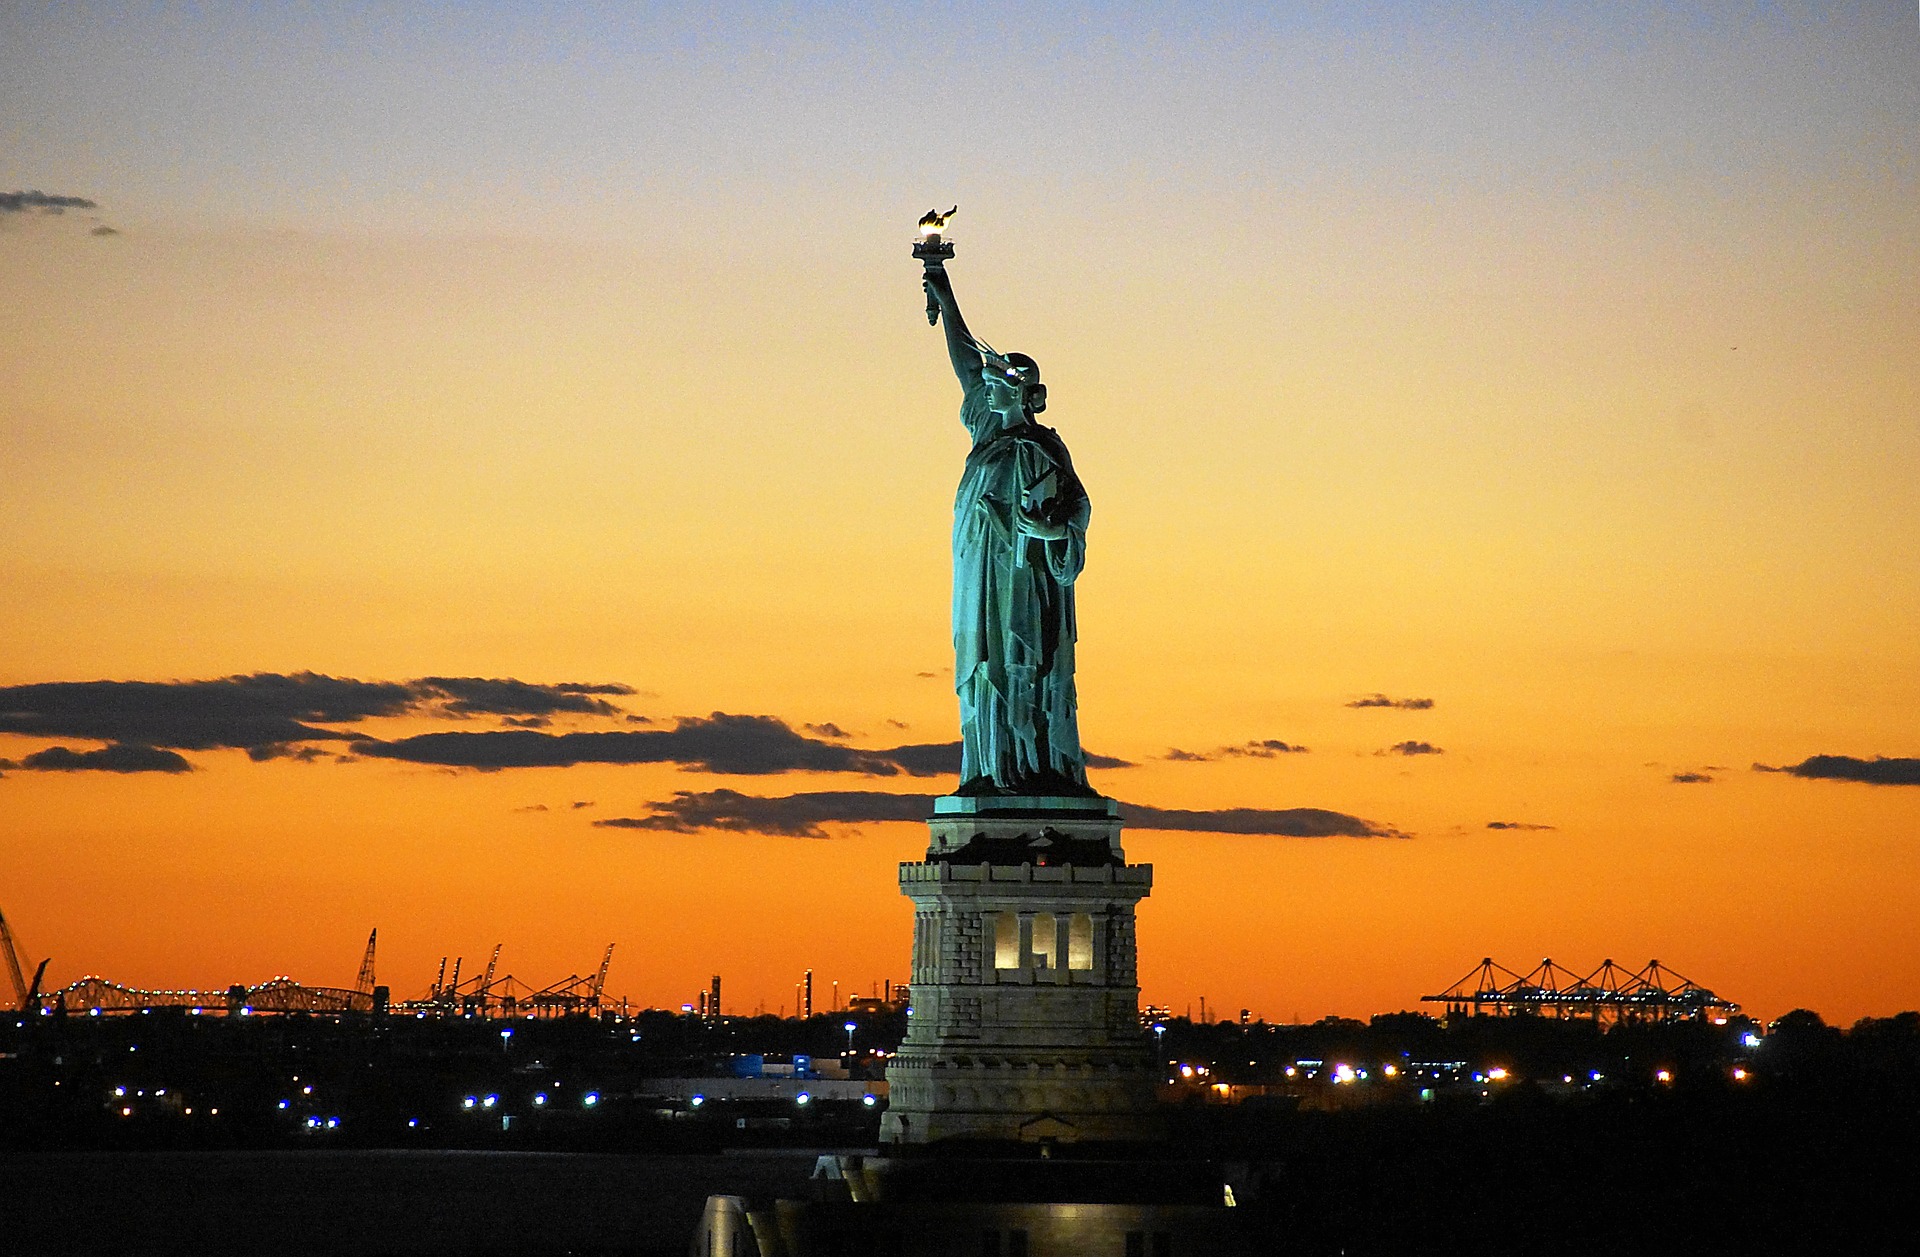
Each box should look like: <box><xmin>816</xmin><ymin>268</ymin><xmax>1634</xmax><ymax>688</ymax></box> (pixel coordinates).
<box><xmin>4</xmin><ymin>3</ymin><xmax>1918</xmax><ymax>1023</ymax></box>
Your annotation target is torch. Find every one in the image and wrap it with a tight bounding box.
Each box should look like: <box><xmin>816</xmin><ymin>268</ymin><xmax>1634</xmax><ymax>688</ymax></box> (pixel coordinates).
<box><xmin>913</xmin><ymin>206</ymin><xmax>957</xmax><ymax>325</ymax></box>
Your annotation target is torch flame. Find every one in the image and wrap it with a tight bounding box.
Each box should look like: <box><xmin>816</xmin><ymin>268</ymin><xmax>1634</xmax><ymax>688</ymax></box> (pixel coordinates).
<box><xmin>919</xmin><ymin>206</ymin><xmax>957</xmax><ymax>236</ymax></box>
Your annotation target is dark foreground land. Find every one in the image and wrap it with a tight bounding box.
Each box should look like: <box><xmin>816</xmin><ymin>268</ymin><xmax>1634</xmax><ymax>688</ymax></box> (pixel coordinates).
<box><xmin>6</xmin><ymin>1092</ymin><xmax>1914</xmax><ymax>1257</ymax></box>
<box><xmin>4</xmin><ymin>1008</ymin><xmax>1916</xmax><ymax>1254</ymax></box>
<box><xmin>2</xmin><ymin>1149</ymin><xmax>814</xmax><ymax>1257</ymax></box>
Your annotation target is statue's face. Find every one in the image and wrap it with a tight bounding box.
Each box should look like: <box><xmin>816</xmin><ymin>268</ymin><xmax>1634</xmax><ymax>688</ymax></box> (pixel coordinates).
<box><xmin>982</xmin><ymin>366</ymin><xmax>1025</xmax><ymax>415</ymax></box>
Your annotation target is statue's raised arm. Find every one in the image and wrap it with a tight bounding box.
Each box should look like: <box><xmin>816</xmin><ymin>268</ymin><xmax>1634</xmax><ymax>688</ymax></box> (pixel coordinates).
<box><xmin>922</xmin><ymin>265</ymin><xmax>984</xmax><ymax>394</ymax></box>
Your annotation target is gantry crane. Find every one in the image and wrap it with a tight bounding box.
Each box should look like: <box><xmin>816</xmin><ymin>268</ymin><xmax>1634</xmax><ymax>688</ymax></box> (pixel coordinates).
<box><xmin>593</xmin><ymin>943</ymin><xmax>615</xmax><ymax>1003</ymax></box>
<box><xmin>479</xmin><ymin>944</ymin><xmax>502</xmax><ymax>1001</ymax></box>
<box><xmin>354</xmin><ymin>929</ymin><xmax>378</xmax><ymax>995</ymax></box>
<box><xmin>0</xmin><ymin>908</ymin><xmax>28</xmax><ymax>1008</ymax></box>
<box><xmin>1</xmin><ymin>908</ymin><xmax>49</xmax><ymax>1013</ymax></box>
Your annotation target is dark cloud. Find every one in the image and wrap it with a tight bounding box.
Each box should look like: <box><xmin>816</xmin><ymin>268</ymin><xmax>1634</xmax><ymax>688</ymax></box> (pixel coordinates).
<box><xmin>414</xmin><ymin>676</ymin><xmax>631</xmax><ymax>718</ymax></box>
<box><xmin>2</xmin><ymin>191</ymin><xmax>119</xmax><ymax>238</ymax></box>
<box><xmin>246</xmin><ymin>744</ymin><xmax>331</xmax><ymax>763</ymax></box>
<box><xmin>1487</xmin><ymin>821</ymin><xmax>1556</xmax><ymax>831</ymax></box>
<box><xmin>1754</xmin><ymin>756</ymin><xmax>1920</xmax><ymax>786</ymax></box>
<box><xmin>515</xmin><ymin>804</ymin><xmax>550</xmax><ymax>813</ymax></box>
<box><xmin>596</xmin><ymin>789</ymin><xmax>1399</xmax><ymax>839</ymax></box>
<box><xmin>837</xmin><ymin>739</ymin><xmax>1126</xmax><ymax>776</ymax></box>
<box><xmin>0</xmin><ymin>674</ymin><xmax>415</xmax><ymax>751</ymax></box>
<box><xmin>1347</xmin><ymin>694</ymin><xmax>1434</xmax><ymax>710</ymax></box>
<box><xmin>354</xmin><ymin>713</ymin><xmax>944</xmax><ymax>776</ymax></box>
<box><xmin>1670</xmin><ymin>771</ymin><xmax>1715</xmax><ymax>784</ymax></box>
<box><xmin>1381</xmin><ymin>741</ymin><xmax>1444</xmax><ymax>757</ymax></box>
<box><xmin>1225</xmin><ymin>740</ymin><xmax>1308</xmax><ymax>757</ymax></box>
<box><xmin>1166</xmin><ymin>740</ymin><xmax>1308</xmax><ymax>763</ymax></box>
<box><xmin>598</xmin><ymin>789</ymin><xmax>932</xmax><ymax>838</ymax></box>
<box><xmin>0</xmin><ymin>673</ymin><xmax>1133</xmax><ymax>784</ymax></box>
<box><xmin>1</xmin><ymin>190</ymin><xmax>98</xmax><ymax>213</ymax></box>
<box><xmin>0</xmin><ymin>673</ymin><xmax>636</xmax><ymax>768</ymax></box>
<box><xmin>885</xmin><ymin>719</ymin><xmax>911</xmax><ymax>730</ymax></box>
<box><xmin>20</xmin><ymin>743</ymin><xmax>193</xmax><ymax>774</ymax></box>
<box><xmin>1123</xmin><ymin>803</ymin><xmax>1400</xmax><ymax>837</ymax></box>
<box><xmin>356</xmin><ymin>721</ymin><xmax>1131</xmax><ymax>778</ymax></box>
<box><xmin>571</xmin><ymin>800</ymin><xmax>595</xmax><ymax>809</ymax></box>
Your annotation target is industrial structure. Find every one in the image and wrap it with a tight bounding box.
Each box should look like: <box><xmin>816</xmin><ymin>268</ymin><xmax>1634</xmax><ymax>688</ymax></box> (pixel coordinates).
<box><xmin>2</xmin><ymin>908</ymin><xmax>52</xmax><ymax>1013</ymax></box>
<box><xmin>1422</xmin><ymin>957</ymin><xmax>1740</xmax><ymax>1023</ymax></box>
<box><xmin>394</xmin><ymin>942</ymin><xmax>615</xmax><ymax>1019</ymax></box>
<box><xmin>3</xmin><ymin>912</ymin><xmax>617</xmax><ymax>1020</ymax></box>
<box><xmin>18</xmin><ymin>929</ymin><xmax>384</xmax><ymax>1017</ymax></box>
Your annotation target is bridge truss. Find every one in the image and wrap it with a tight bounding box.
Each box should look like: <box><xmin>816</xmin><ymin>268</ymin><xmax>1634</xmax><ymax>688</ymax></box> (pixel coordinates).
<box><xmin>37</xmin><ymin>975</ymin><xmax>373</xmax><ymax>1016</ymax></box>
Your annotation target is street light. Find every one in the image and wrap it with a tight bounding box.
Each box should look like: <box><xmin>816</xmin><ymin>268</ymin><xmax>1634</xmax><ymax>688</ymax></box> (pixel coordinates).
<box><xmin>844</xmin><ymin>1021</ymin><xmax>857</xmax><ymax>1055</ymax></box>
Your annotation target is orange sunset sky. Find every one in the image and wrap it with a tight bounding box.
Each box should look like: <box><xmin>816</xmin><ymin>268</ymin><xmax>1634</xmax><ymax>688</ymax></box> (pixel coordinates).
<box><xmin>4</xmin><ymin>3</ymin><xmax>1918</xmax><ymax>1024</ymax></box>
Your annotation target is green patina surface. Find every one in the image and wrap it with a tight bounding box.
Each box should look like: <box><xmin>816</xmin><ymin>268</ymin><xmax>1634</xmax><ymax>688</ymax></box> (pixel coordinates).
<box><xmin>921</xmin><ymin>255</ymin><xmax>1093</xmax><ymax>798</ymax></box>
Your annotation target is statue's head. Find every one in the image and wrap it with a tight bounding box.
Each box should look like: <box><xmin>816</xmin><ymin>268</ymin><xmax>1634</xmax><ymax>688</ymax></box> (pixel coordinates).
<box><xmin>984</xmin><ymin>352</ymin><xmax>1047</xmax><ymax>417</ymax></box>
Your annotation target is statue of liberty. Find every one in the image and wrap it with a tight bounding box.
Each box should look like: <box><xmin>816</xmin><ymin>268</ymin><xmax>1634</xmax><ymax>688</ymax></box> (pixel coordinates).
<box><xmin>920</xmin><ymin>237</ymin><xmax>1094</xmax><ymax>797</ymax></box>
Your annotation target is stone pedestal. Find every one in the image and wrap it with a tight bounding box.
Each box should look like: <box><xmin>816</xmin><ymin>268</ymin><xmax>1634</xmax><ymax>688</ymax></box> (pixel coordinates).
<box><xmin>881</xmin><ymin>796</ymin><xmax>1159</xmax><ymax>1145</ymax></box>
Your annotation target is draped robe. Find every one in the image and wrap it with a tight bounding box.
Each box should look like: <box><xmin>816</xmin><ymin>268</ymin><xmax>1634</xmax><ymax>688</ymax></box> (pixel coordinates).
<box><xmin>952</xmin><ymin>383</ymin><xmax>1093</xmax><ymax>795</ymax></box>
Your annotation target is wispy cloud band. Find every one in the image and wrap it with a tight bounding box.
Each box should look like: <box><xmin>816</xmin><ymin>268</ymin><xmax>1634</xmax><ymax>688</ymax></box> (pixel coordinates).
<box><xmin>1</xmin><ymin>190</ymin><xmax>98</xmax><ymax>213</ymax></box>
<box><xmin>0</xmin><ymin>673</ymin><xmax>636</xmax><ymax>765</ymax></box>
<box><xmin>595</xmin><ymin>789</ymin><xmax>1400</xmax><ymax>839</ymax></box>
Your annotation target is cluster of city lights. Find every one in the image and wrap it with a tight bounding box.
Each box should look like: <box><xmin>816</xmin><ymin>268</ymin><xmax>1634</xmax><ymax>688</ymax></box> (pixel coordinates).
<box><xmin>109</xmin><ymin>1083</ymin><xmax>219</xmax><ymax>1118</ymax></box>
<box><xmin>1163</xmin><ymin>1056</ymin><xmax>1772</xmax><ymax>1092</ymax></box>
